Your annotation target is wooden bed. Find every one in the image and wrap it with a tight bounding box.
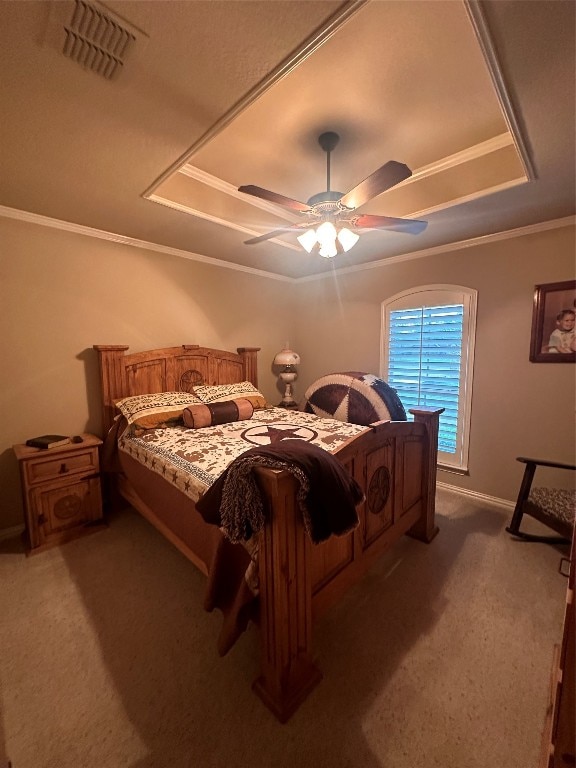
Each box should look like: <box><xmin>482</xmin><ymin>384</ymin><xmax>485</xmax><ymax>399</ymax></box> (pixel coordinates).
<box><xmin>94</xmin><ymin>343</ymin><xmax>443</xmax><ymax>722</ymax></box>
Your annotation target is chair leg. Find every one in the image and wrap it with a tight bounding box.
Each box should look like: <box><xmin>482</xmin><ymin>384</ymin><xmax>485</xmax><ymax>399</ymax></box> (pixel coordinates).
<box><xmin>506</xmin><ymin>462</ymin><xmax>536</xmax><ymax>535</ymax></box>
<box><xmin>506</xmin><ymin>527</ymin><xmax>571</xmax><ymax>544</ymax></box>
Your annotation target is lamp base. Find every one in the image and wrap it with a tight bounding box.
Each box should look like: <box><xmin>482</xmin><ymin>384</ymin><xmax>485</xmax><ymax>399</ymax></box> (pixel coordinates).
<box><xmin>279</xmin><ymin>400</ymin><xmax>299</xmax><ymax>410</ymax></box>
<box><xmin>278</xmin><ymin>378</ymin><xmax>298</xmax><ymax>410</ymax></box>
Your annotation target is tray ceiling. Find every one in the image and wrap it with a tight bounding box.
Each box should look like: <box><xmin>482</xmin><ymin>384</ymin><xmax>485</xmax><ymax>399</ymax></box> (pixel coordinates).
<box><xmin>0</xmin><ymin>0</ymin><xmax>574</xmax><ymax>279</ymax></box>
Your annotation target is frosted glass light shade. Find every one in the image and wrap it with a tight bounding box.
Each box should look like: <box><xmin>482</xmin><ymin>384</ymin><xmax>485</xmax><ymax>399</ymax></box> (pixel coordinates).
<box><xmin>337</xmin><ymin>227</ymin><xmax>360</xmax><ymax>252</ymax></box>
<box><xmin>316</xmin><ymin>221</ymin><xmax>337</xmax><ymax>247</ymax></box>
<box><xmin>296</xmin><ymin>229</ymin><xmax>317</xmax><ymax>253</ymax></box>
<box><xmin>273</xmin><ymin>348</ymin><xmax>301</xmax><ymax>367</ymax></box>
<box><xmin>319</xmin><ymin>242</ymin><xmax>338</xmax><ymax>258</ymax></box>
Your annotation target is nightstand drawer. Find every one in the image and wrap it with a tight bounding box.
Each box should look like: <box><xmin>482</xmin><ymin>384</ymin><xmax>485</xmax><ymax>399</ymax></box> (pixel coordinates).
<box><xmin>24</xmin><ymin>448</ymin><xmax>99</xmax><ymax>485</ymax></box>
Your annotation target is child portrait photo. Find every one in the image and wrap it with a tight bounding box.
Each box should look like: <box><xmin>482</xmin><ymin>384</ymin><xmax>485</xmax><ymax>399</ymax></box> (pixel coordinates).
<box><xmin>530</xmin><ymin>280</ymin><xmax>576</xmax><ymax>362</ymax></box>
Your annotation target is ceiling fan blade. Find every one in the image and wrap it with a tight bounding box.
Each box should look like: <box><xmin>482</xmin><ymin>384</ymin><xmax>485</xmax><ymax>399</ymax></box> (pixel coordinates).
<box><xmin>244</xmin><ymin>224</ymin><xmax>304</xmax><ymax>245</ymax></box>
<box><xmin>354</xmin><ymin>213</ymin><xmax>427</xmax><ymax>235</ymax></box>
<box><xmin>339</xmin><ymin>161</ymin><xmax>413</xmax><ymax>210</ymax></box>
<box><xmin>238</xmin><ymin>185</ymin><xmax>311</xmax><ymax>213</ymax></box>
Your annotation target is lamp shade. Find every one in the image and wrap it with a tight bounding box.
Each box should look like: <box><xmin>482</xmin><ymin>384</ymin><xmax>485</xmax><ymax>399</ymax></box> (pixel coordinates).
<box><xmin>273</xmin><ymin>348</ymin><xmax>301</xmax><ymax>367</ymax></box>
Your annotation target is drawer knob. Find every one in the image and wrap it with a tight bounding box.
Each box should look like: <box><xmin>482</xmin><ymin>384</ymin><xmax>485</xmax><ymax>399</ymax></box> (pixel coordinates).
<box><xmin>59</xmin><ymin>463</ymin><xmax>68</xmax><ymax>474</ymax></box>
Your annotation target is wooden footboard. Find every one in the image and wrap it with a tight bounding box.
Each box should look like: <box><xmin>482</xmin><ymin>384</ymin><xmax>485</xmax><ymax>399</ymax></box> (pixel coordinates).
<box><xmin>251</xmin><ymin>407</ymin><xmax>443</xmax><ymax>722</ymax></box>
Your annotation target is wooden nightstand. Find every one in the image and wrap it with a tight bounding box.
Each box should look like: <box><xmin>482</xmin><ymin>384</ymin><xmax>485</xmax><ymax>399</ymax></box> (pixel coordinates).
<box><xmin>13</xmin><ymin>433</ymin><xmax>105</xmax><ymax>554</ymax></box>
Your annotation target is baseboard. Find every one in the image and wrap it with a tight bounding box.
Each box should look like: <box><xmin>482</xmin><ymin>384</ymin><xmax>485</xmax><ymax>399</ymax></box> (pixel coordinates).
<box><xmin>437</xmin><ymin>481</ymin><xmax>515</xmax><ymax>511</ymax></box>
<box><xmin>0</xmin><ymin>487</ymin><xmax>513</xmax><ymax>540</ymax></box>
<box><xmin>0</xmin><ymin>524</ymin><xmax>25</xmax><ymax>542</ymax></box>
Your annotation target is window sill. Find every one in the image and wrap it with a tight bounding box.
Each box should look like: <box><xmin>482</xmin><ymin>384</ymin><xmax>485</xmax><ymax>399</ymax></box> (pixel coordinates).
<box><xmin>438</xmin><ymin>463</ymin><xmax>470</xmax><ymax>476</ymax></box>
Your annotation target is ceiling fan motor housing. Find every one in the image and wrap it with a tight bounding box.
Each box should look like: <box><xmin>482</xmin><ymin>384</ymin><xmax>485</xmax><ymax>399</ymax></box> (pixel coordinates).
<box><xmin>306</xmin><ymin>190</ymin><xmax>345</xmax><ymax>209</ymax></box>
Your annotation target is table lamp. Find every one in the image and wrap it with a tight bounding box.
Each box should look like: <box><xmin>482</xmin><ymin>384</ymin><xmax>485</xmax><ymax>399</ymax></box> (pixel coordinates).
<box><xmin>273</xmin><ymin>347</ymin><xmax>301</xmax><ymax>408</ymax></box>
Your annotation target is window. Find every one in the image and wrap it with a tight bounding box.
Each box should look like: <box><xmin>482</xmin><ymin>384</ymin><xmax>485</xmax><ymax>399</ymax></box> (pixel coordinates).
<box><xmin>381</xmin><ymin>285</ymin><xmax>477</xmax><ymax>472</ymax></box>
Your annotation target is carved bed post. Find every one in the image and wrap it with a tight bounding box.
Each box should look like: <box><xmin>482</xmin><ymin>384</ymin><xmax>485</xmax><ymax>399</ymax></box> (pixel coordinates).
<box><xmin>237</xmin><ymin>347</ymin><xmax>260</xmax><ymax>388</ymax></box>
<box><xmin>252</xmin><ymin>467</ymin><xmax>322</xmax><ymax>722</ymax></box>
<box><xmin>408</xmin><ymin>407</ymin><xmax>444</xmax><ymax>543</ymax></box>
<box><xmin>93</xmin><ymin>345</ymin><xmax>129</xmax><ymax>436</ymax></box>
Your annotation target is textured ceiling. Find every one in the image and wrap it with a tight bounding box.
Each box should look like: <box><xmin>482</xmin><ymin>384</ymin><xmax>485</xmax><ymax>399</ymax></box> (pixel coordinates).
<box><xmin>0</xmin><ymin>0</ymin><xmax>574</xmax><ymax>279</ymax></box>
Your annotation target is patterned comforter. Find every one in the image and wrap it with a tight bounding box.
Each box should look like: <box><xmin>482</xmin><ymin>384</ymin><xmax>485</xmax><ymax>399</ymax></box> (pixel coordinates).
<box><xmin>118</xmin><ymin>406</ymin><xmax>368</xmax><ymax>502</ymax></box>
<box><xmin>114</xmin><ymin>407</ymin><xmax>369</xmax><ymax>654</ymax></box>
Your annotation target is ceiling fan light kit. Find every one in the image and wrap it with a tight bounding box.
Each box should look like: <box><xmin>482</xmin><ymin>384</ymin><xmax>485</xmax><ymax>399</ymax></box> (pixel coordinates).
<box><xmin>238</xmin><ymin>131</ymin><xmax>428</xmax><ymax>256</ymax></box>
<box><xmin>297</xmin><ymin>222</ymin><xmax>360</xmax><ymax>258</ymax></box>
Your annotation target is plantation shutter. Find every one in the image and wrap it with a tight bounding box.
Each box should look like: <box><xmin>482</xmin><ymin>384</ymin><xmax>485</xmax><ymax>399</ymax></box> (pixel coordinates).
<box><xmin>387</xmin><ymin>304</ymin><xmax>464</xmax><ymax>454</ymax></box>
<box><xmin>381</xmin><ymin>286</ymin><xmax>477</xmax><ymax>472</ymax></box>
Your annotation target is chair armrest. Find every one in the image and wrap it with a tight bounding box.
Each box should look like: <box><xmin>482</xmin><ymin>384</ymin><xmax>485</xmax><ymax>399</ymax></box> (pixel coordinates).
<box><xmin>516</xmin><ymin>457</ymin><xmax>576</xmax><ymax>472</ymax></box>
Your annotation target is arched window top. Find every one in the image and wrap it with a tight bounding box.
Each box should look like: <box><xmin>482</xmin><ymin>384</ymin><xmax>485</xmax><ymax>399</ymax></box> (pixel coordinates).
<box><xmin>382</xmin><ymin>284</ymin><xmax>477</xmax><ymax>308</ymax></box>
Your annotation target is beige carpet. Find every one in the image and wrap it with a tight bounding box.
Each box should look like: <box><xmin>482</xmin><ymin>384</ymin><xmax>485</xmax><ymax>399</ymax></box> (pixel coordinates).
<box><xmin>0</xmin><ymin>489</ymin><xmax>568</xmax><ymax>768</ymax></box>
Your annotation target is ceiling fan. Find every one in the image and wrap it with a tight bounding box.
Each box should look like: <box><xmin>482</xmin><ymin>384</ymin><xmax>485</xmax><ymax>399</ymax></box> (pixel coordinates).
<box><xmin>238</xmin><ymin>131</ymin><xmax>427</xmax><ymax>257</ymax></box>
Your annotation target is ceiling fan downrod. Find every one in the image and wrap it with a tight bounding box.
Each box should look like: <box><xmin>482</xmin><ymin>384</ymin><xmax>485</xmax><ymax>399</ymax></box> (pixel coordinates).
<box><xmin>318</xmin><ymin>131</ymin><xmax>340</xmax><ymax>192</ymax></box>
<box><xmin>306</xmin><ymin>131</ymin><xmax>344</xmax><ymax>208</ymax></box>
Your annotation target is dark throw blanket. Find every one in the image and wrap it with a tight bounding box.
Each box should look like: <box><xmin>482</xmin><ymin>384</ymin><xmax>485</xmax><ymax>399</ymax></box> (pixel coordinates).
<box><xmin>196</xmin><ymin>439</ymin><xmax>364</xmax><ymax>544</ymax></box>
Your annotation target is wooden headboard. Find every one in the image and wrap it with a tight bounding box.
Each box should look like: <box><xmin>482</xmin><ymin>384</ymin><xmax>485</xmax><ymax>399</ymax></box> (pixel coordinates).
<box><xmin>93</xmin><ymin>344</ymin><xmax>260</xmax><ymax>436</ymax></box>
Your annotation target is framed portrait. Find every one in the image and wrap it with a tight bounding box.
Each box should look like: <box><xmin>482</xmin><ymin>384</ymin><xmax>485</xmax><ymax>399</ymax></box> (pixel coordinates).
<box><xmin>529</xmin><ymin>279</ymin><xmax>576</xmax><ymax>362</ymax></box>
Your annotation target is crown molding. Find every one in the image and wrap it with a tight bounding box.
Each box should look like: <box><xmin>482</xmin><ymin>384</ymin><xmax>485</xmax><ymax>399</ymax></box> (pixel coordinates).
<box><xmin>408</xmin><ymin>175</ymin><xmax>526</xmax><ymax>220</ymax></box>
<box><xmin>297</xmin><ymin>215</ymin><xmax>576</xmax><ymax>282</ymax></box>
<box><xmin>147</xmin><ymin>195</ymin><xmax>302</xmax><ymax>253</ymax></box>
<box><xmin>180</xmin><ymin>134</ymin><xmax>514</xmax><ymax>194</ymax></box>
<box><xmin>159</xmin><ymin>141</ymin><xmax>527</xmax><ymax>258</ymax></box>
<box><xmin>148</xmin><ymin>194</ymin><xmax>301</xmax><ymax>251</ymax></box>
<box><xmin>0</xmin><ymin>204</ymin><xmax>294</xmax><ymax>282</ymax></box>
<box><xmin>401</xmin><ymin>133</ymin><xmax>516</xmax><ymax>188</ymax></box>
<box><xmin>464</xmin><ymin>0</ymin><xmax>536</xmax><ymax>181</ymax></box>
<box><xmin>173</xmin><ymin>133</ymin><xmax>518</xmax><ymax>225</ymax></box>
<box><xmin>1</xmin><ymin>204</ymin><xmax>573</xmax><ymax>284</ymax></box>
<box><xmin>177</xmin><ymin>165</ymin><xmax>300</xmax><ymax>225</ymax></box>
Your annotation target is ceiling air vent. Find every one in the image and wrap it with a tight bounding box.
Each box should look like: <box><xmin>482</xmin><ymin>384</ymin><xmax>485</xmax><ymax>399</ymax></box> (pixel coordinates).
<box><xmin>62</xmin><ymin>0</ymin><xmax>136</xmax><ymax>79</ymax></box>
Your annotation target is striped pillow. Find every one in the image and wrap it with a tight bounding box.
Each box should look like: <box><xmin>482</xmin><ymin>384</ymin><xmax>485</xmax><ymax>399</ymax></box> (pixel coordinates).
<box><xmin>115</xmin><ymin>391</ymin><xmax>202</xmax><ymax>429</ymax></box>
<box><xmin>193</xmin><ymin>381</ymin><xmax>268</xmax><ymax>410</ymax></box>
<box><xmin>183</xmin><ymin>398</ymin><xmax>254</xmax><ymax>429</ymax></box>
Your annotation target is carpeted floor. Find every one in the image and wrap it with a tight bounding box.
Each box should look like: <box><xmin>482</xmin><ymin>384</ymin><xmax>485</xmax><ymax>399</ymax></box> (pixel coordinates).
<box><xmin>0</xmin><ymin>488</ymin><xmax>568</xmax><ymax>768</ymax></box>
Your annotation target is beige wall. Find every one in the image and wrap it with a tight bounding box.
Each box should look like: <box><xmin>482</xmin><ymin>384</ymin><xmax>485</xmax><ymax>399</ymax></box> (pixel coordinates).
<box><xmin>0</xmin><ymin>216</ymin><xmax>297</xmax><ymax>530</ymax></box>
<box><xmin>1</xmin><ymin>215</ymin><xmax>575</xmax><ymax>532</ymax></box>
<box><xmin>293</xmin><ymin>223</ymin><xmax>576</xmax><ymax>502</ymax></box>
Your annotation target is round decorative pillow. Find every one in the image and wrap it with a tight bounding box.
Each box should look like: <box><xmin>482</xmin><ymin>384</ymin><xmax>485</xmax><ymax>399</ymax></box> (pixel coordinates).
<box><xmin>304</xmin><ymin>372</ymin><xmax>406</xmax><ymax>425</ymax></box>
